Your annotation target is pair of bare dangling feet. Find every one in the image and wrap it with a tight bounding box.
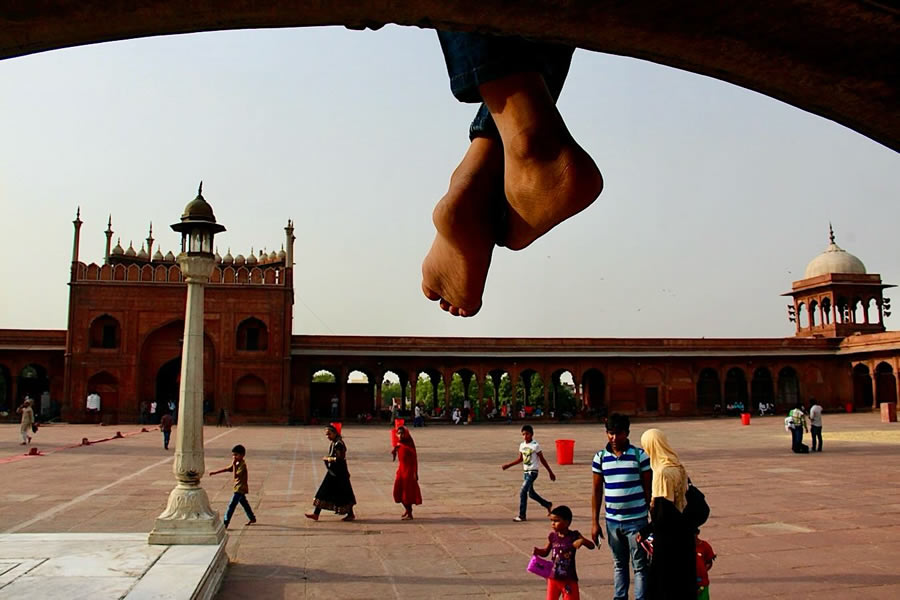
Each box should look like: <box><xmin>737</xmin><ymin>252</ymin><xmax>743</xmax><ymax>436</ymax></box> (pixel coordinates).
<box><xmin>421</xmin><ymin>74</ymin><xmax>604</xmax><ymax>317</ymax></box>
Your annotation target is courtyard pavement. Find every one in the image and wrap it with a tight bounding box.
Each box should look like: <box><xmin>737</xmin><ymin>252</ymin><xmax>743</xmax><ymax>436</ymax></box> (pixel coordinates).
<box><xmin>0</xmin><ymin>413</ymin><xmax>898</xmax><ymax>599</ymax></box>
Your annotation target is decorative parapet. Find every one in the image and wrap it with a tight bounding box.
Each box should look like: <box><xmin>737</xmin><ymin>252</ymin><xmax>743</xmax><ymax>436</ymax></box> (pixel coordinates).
<box><xmin>72</xmin><ymin>262</ymin><xmax>288</xmax><ymax>286</ymax></box>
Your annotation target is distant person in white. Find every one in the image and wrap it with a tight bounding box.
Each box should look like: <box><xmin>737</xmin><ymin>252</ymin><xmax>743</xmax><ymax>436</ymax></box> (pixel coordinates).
<box><xmin>86</xmin><ymin>392</ymin><xmax>101</xmax><ymax>411</ymax></box>
<box><xmin>808</xmin><ymin>399</ymin><xmax>824</xmax><ymax>452</ymax></box>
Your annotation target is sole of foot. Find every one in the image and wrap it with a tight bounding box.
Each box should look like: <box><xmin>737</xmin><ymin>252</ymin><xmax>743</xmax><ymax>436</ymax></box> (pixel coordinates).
<box><xmin>501</xmin><ymin>134</ymin><xmax>603</xmax><ymax>251</ymax></box>
<box><xmin>421</xmin><ymin>138</ymin><xmax>501</xmax><ymax>317</ymax></box>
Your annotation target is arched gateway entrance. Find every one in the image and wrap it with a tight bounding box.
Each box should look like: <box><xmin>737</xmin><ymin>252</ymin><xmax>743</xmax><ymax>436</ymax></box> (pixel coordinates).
<box><xmin>139</xmin><ymin>321</ymin><xmax>215</xmax><ymax>419</ymax></box>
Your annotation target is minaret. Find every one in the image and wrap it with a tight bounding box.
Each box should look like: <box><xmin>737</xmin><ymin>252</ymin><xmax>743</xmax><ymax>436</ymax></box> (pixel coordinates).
<box><xmin>104</xmin><ymin>215</ymin><xmax>114</xmax><ymax>264</ymax></box>
<box><xmin>146</xmin><ymin>222</ymin><xmax>155</xmax><ymax>258</ymax></box>
<box><xmin>284</xmin><ymin>219</ymin><xmax>295</xmax><ymax>270</ymax></box>
<box><xmin>72</xmin><ymin>207</ymin><xmax>83</xmax><ymax>266</ymax></box>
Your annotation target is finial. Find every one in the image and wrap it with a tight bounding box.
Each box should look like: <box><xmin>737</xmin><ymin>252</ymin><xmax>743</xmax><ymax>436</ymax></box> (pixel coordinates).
<box><xmin>76</xmin><ymin>206</ymin><xmax>81</xmax><ymax>219</ymax></box>
<box><xmin>149</xmin><ymin>222</ymin><xmax>153</xmax><ymax>236</ymax></box>
<box><xmin>107</xmin><ymin>215</ymin><xmax>112</xmax><ymax>227</ymax></box>
<box><xmin>828</xmin><ymin>222</ymin><xmax>835</xmax><ymax>244</ymax></box>
<box><xmin>198</xmin><ymin>181</ymin><xmax>203</xmax><ymax>196</ymax></box>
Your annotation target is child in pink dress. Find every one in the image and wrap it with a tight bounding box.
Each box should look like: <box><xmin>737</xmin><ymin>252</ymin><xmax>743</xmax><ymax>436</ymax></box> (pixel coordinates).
<box><xmin>533</xmin><ymin>505</ymin><xmax>595</xmax><ymax>599</ymax></box>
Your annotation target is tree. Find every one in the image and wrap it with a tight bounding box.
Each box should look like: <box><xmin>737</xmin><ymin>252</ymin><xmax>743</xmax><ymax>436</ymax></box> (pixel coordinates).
<box><xmin>312</xmin><ymin>371</ymin><xmax>335</xmax><ymax>383</ymax></box>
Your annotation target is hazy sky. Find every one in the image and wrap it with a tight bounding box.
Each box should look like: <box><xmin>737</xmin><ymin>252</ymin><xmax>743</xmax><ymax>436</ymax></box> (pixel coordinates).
<box><xmin>1</xmin><ymin>26</ymin><xmax>897</xmax><ymax>339</ymax></box>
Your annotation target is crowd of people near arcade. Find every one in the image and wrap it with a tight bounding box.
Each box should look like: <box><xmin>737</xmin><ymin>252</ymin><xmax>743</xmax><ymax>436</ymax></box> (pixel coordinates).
<box><xmin>213</xmin><ymin>414</ymin><xmax>715</xmax><ymax>600</ymax></box>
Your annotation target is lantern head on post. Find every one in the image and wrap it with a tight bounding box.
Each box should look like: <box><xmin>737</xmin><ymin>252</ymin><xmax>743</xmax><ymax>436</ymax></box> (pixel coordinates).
<box><xmin>170</xmin><ymin>182</ymin><xmax>226</xmax><ymax>257</ymax></box>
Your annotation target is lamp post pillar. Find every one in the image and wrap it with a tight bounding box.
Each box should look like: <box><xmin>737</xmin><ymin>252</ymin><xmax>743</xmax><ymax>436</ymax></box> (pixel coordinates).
<box><xmin>149</xmin><ymin>183</ymin><xmax>226</xmax><ymax>545</ymax></box>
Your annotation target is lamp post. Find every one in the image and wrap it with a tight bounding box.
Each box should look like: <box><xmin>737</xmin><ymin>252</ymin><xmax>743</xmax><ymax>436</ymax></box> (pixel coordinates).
<box><xmin>149</xmin><ymin>182</ymin><xmax>226</xmax><ymax>545</ymax></box>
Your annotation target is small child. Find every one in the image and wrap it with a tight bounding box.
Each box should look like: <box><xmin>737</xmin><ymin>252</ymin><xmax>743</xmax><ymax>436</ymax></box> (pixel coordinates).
<box><xmin>502</xmin><ymin>425</ymin><xmax>556</xmax><ymax>521</ymax></box>
<box><xmin>209</xmin><ymin>444</ymin><xmax>257</xmax><ymax>529</ymax></box>
<box><xmin>695</xmin><ymin>529</ymin><xmax>717</xmax><ymax>600</ymax></box>
<box><xmin>533</xmin><ymin>505</ymin><xmax>595</xmax><ymax>600</ymax></box>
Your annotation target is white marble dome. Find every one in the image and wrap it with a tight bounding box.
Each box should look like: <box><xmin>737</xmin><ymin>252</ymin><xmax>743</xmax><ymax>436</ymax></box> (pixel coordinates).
<box><xmin>804</xmin><ymin>227</ymin><xmax>866</xmax><ymax>278</ymax></box>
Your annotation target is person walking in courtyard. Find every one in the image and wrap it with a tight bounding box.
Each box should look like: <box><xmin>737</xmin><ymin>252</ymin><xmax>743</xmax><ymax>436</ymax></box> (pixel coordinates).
<box><xmin>808</xmin><ymin>398</ymin><xmax>823</xmax><ymax>452</ymax></box>
<box><xmin>159</xmin><ymin>410</ymin><xmax>173</xmax><ymax>450</ymax></box>
<box><xmin>17</xmin><ymin>397</ymin><xmax>34</xmax><ymax>445</ymax></box>
<box><xmin>502</xmin><ymin>424</ymin><xmax>555</xmax><ymax>521</ymax></box>
<box><xmin>391</xmin><ymin>425</ymin><xmax>422</xmax><ymax>520</ymax></box>
<box><xmin>788</xmin><ymin>402</ymin><xmax>809</xmax><ymax>453</ymax></box>
<box><xmin>591</xmin><ymin>413</ymin><xmax>651</xmax><ymax>600</ymax></box>
<box><xmin>209</xmin><ymin>444</ymin><xmax>257</xmax><ymax>529</ymax></box>
<box><xmin>637</xmin><ymin>429</ymin><xmax>696</xmax><ymax>600</ymax></box>
<box><xmin>532</xmin><ymin>505</ymin><xmax>595</xmax><ymax>600</ymax></box>
<box><xmin>306</xmin><ymin>424</ymin><xmax>357</xmax><ymax>521</ymax></box>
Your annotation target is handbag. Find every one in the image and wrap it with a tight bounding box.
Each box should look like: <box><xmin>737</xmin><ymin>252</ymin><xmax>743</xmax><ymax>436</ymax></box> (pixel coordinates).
<box><xmin>31</xmin><ymin>423</ymin><xmax>39</xmax><ymax>434</ymax></box>
<box><xmin>526</xmin><ymin>555</ymin><xmax>554</xmax><ymax>579</ymax></box>
<box><xmin>684</xmin><ymin>479</ymin><xmax>710</xmax><ymax>528</ymax></box>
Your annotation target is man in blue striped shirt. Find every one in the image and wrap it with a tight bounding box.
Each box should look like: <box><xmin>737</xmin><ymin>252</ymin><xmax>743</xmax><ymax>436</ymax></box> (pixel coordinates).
<box><xmin>591</xmin><ymin>413</ymin><xmax>652</xmax><ymax>600</ymax></box>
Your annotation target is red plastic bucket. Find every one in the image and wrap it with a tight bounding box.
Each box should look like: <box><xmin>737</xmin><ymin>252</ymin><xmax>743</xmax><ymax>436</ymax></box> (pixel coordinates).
<box><xmin>555</xmin><ymin>439</ymin><xmax>575</xmax><ymax>465</ymax></box>
<box><xmin>330</xmin><ymin>422</ymin><xmax>342</xmax><ymax>435</ymax></box>
<box><xmin>740</xmin><ymin>413</ymin><xmax>751</xmax><ymax>426</ymax></box>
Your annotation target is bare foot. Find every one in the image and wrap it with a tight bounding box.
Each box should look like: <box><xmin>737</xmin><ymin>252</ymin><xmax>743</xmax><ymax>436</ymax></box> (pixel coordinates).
<box><xmin>421</xmin><ymin>137</ymin><xmax>502</xmax><ymax>317</ymax></box>
<box><xmin>401</xmin><ymin>513</ymin><xmax>414</xmax><ymax>520</ymax></box>
<box><xmin>481</xmin><ymin>73</ymin><xmax>604</xmax><ymax>251</ymax></box>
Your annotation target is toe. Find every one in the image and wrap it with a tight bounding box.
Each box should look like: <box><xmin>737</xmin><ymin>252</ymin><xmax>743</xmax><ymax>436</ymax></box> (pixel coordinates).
<box><xmin>439</xmin><ymin>299</ymin><xmax>451</xmax><ymax>312</ymax></box>
<box><xmin>422</xmin><ymin>282</ymin><xmax>441</xmax><ymax>301</ymax></box>
<box><xmin>449</xmin><ymin>305</ymin><xmax>461</xmax><ymax>316</ymax></box>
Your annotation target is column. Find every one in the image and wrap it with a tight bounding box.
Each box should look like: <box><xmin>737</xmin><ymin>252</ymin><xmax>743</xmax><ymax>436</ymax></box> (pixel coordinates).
<box><xmin>375</xmin><ymin>380</ymin><xmax>382</xmax><ymax>412</ymax></box>
<box><xmin>339</xmin><ymin>366</ymin><xmax>347</xmax><ymax>420</ymax></box>
<box><xmin>149</xmin><ymin>254</ymin><xmax>223</xmax><ymax>545</ymax></box>
<box><xmin>477</xmin><ymin>374</ymin><xmax>485</xmax><ymax>420</ymax></box>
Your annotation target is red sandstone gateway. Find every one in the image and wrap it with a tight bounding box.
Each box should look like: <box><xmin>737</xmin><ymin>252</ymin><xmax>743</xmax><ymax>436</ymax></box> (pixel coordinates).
<box><xmin>0</xmin><ymin>215</ymin><xmax>897</xmax><ymax>424</ymax></box>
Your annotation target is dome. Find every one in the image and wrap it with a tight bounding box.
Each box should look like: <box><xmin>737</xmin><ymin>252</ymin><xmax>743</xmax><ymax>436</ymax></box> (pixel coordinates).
<box><xmin>124</xmin><ymin>242</ymin><xmax>137</xmax><ymax>257</ymax></box>
<box><xmin>223</xmin><ymin>249</ymin><xmax>233</xmax><ymax>265</ymax></box>
<box><xmin>112</xmin><ymin>239</ymin><xmax>124</xmax><ymax>256</ymax></box>
<box><xmin>246</xmin><ymin>250</ymin><xmax>258</xmax><ymax>265</ymax></box>
<box><xmin>277</xmin><ymin>247</ymin><xmax>286</xmax><ymax>261</ymax></box>
<box><xmin>164</xmin><ymin>250</ymin><xmax>176</xmax><ymax>262</ymax></box>
<box><xmin>803</xmin><ymin>226</ymin><xmax>867</xmax><ymax>278</ymax></box>
<box><xmin>180</xmin><ymin>182</ymin><xmax>217</xmax><ymax>223</ymax></box>
<box><xmin>137</xmin><ymin>244</ymin><xmax>148</xmax><ymax>260</ymax></box>
<box><xmin>214</xmin><ymin>248</ymin><xmax>222</xmax><ymax>262</ymax></box>
<box><xmin>234</xmin><ymin>254</ymin><xmax>245</xmax><ymax>266</ymax></box>
<box><xmin>152</xmin><ymin>248</ymin><xmax>164</xmax><ymax>262</ymax></box>
<box><xmin>268</xmin><ymin>250</ymin><xmax>278</xmax><ymax>262</ymax></box>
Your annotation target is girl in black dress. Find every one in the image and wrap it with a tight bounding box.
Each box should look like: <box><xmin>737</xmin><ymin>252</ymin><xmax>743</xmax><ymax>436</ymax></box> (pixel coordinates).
<box><xmin>305</xmin><ymin>425</ymin><xmax>357</xmax><ymax>521</ymax></box>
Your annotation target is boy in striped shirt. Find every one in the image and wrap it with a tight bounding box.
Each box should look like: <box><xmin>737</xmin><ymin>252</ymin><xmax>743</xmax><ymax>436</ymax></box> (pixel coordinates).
<box><xmin>591</xmin><ymin>413</ymin><xmax>652</xmax><ymax>600</ymax></box>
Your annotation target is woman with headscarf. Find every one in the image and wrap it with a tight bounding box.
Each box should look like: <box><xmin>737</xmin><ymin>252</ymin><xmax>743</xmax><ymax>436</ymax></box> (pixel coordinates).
<box><xmin>391</xmin><ymin>425</ymin><xmax>422</xmax><ymax>519</ymax></box>
<box><xmin>638</xmin><ymin>428</ymin><xmax>696</xmax><ymax>600</ymax></box>
<box><xmin>305</xmin><ymin>425</ymin><xmax>357</xmax><ymax>521</ymax></box>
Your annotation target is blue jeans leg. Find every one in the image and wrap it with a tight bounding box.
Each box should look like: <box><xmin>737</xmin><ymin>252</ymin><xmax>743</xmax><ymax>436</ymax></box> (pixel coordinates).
<box><xmin>519</xmin><ymin>471</ymin><xmax>550</xmax><ymax>517</ymax></box>
<box><xmin>162</xmin><ymin>430</ymin><xmax>170</xmax><ymax>449</ymax></box>
<box><xmin>224</xmin><ymin>492</ymin><xmax>255</xmax><ymax>524</ymax></box>
<box><xmin>436</xmin><ymin>31</ymin><xmax>575</xmax><ymax>140</ymax></box>
<box><xmin>606</xmin><ymin>518</ymin><xmax>649</xmax><ymax>600</ymax></box>
<box><xmin>811</xmin><ymin>425</ymin><xmax>822</xmax><ymax>451</ymax></box>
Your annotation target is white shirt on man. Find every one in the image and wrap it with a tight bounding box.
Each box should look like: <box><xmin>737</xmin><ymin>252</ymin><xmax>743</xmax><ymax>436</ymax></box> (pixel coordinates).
<box><xmin>809</xmin><ymin>404</ymin><xmax>823</xmax><ymax>427</ymax></box>
<box><xmin>86</xmin><ymin>393</ymin><xmax>101</xmax><ymax>411</ymax></box>
<box><xmin>519</xmin><ymin>440</ymin><xmax>542</xmax><ymax>471</ymax></box>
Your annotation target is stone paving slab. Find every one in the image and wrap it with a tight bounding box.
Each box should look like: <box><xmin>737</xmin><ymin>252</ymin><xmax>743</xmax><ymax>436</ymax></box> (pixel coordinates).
<box><xmin>0</xmin><ymin>415</ymin><xmax>899</xmax><ymax>598</ymax></box>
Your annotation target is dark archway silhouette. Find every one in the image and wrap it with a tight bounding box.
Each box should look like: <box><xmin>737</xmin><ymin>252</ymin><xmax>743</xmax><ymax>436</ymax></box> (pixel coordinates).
<box><xmin>1</xmin><ymin>3</ymin><xmax>895</xmax><ymax>150</ymax></box>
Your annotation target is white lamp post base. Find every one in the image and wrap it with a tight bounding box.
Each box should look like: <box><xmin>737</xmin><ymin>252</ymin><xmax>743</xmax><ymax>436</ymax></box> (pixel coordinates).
<box><xmin>148</xmin><ymin>484</ymin><xmax>225</xmax><ymax>545</ymax></box>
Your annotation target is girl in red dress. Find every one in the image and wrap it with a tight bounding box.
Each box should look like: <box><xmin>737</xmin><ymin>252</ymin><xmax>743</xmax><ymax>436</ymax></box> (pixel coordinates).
<box><xmin>391</xmin><ymin>426</ymin><xmax>422</xmax><ymax>519</ymax></box>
